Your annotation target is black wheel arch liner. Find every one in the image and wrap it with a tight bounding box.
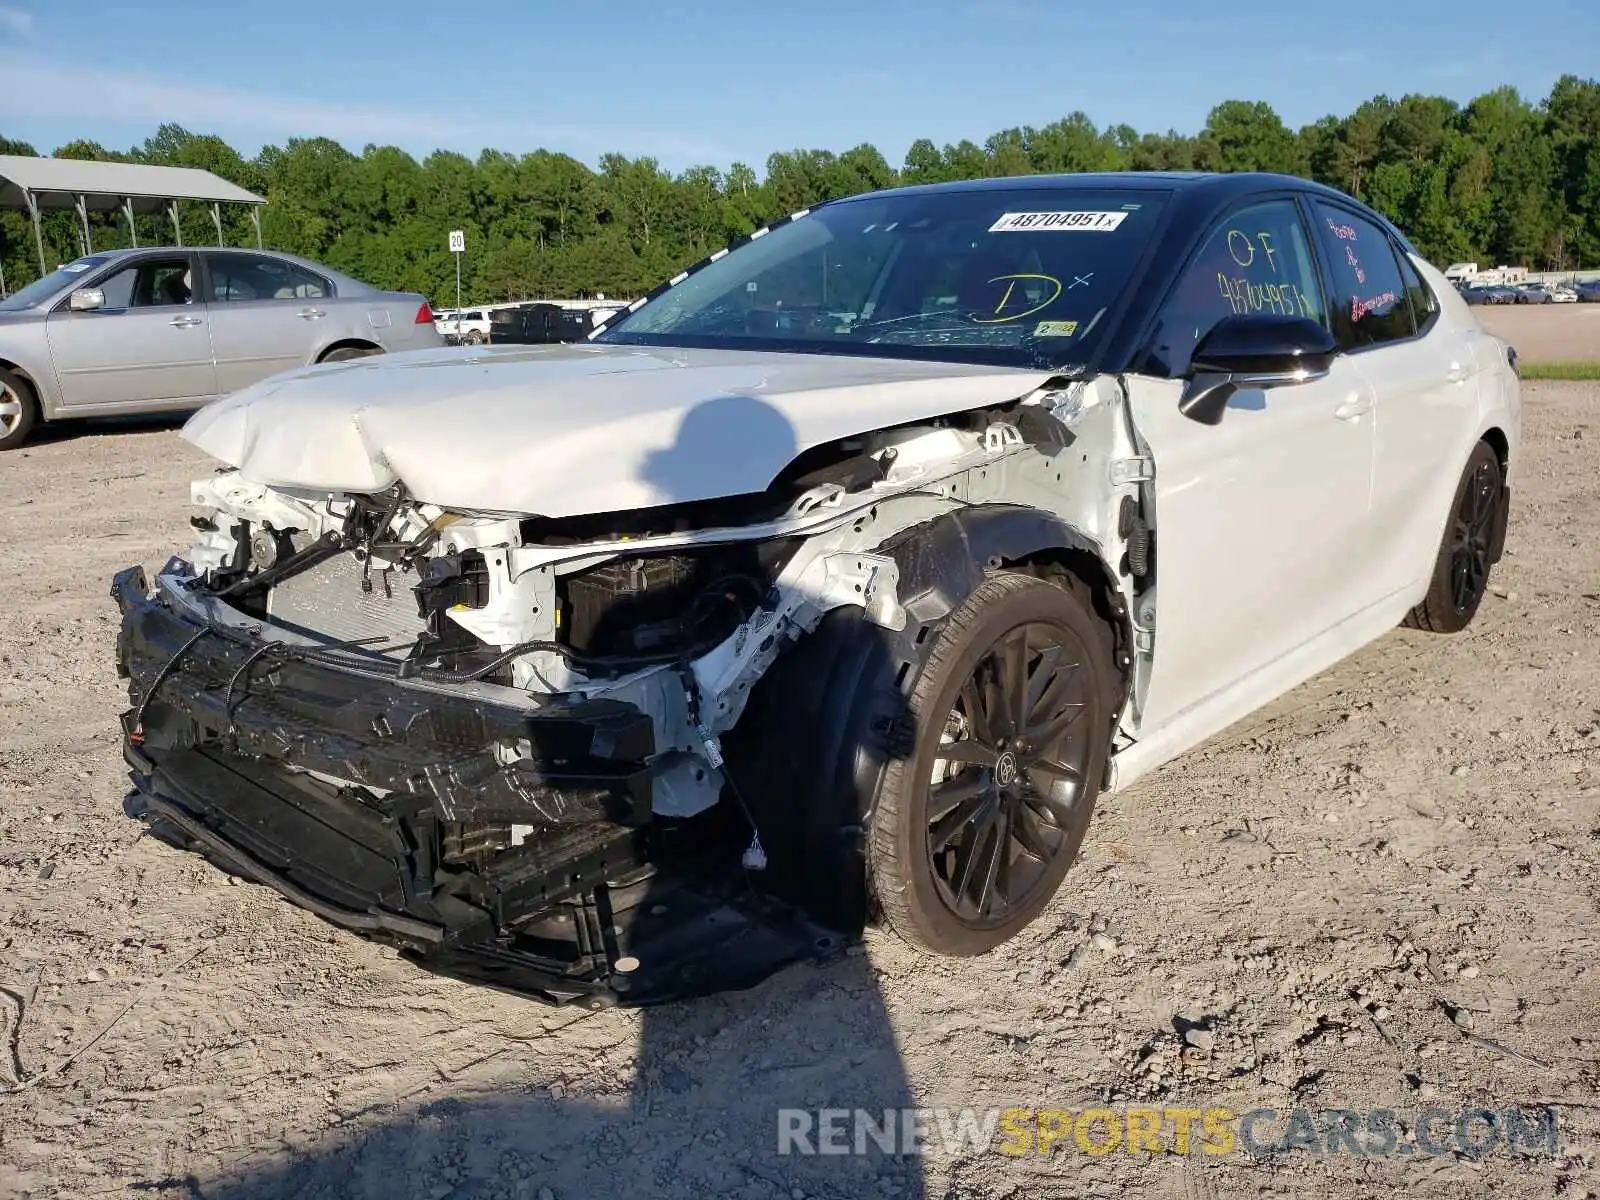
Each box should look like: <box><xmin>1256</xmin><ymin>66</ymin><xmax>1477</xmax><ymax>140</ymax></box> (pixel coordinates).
<box><xmin>879</xmin><ymin>501</ymin><xmax>1135</xmax><ymax>786</ymax></box>
<box><xmin>1488</xmin><ymin>482</ymin><xmax>1510</xmax><ymax>564</ymax></box>
<box><xmin>879</xmin><ymin>503</ymin><xmax>1130</xmax><ymax>634</ymax></box>
<box><xmin>726</xmin><ymin>502</ymin><xmax>1132</xmax><ymax>932</ymax></box>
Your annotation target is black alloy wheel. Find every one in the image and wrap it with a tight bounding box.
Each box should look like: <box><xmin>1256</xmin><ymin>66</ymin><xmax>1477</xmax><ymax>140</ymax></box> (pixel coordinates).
<box><xmin>1449</xmin><ymin>453</ymin><xmax>1498</xmax><ymax>615</ymax></box>
<box><xmin>870</xmin><ymin>571</ymin><xmax>1117</xmax><ymax>955</ymax></box>
<box><xmin>1406</xmin><ymin>441</ymin><xmax>1504</xmax><ymax>634</ymax></box>
<box><xmin>926</xmin><ymin>621</ymin><xmax>1094</xmax><ymax>926</ymax></box>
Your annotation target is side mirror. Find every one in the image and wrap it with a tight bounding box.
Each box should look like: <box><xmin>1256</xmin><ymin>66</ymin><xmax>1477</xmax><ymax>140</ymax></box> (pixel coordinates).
<box><xmin>1179</xmin><ymin>314</ymin><xmax>1338</xmax><ymax>425</ymax></box>
<box><xmin>68</xmin><ymin>288</ymin><xmax>105</xmax><ymax>312</ymax></box>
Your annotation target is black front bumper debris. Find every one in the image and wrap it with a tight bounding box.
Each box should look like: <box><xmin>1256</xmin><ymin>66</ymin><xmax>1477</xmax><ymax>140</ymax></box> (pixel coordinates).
<box><xmin>113</xmin><ymin>565</ymin><xmax>654</xmax><ymax>827</ymax></box>
<box><xmin>111</xmin><ymin>565</ymin><xmax>838</xmax><ymax>1006</ymax></box>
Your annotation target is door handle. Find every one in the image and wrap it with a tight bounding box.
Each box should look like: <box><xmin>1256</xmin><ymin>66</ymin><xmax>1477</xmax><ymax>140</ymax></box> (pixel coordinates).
<box><xmin>1333</xmin><ymin>394</ymin><xmax>1373</xmax><ymax>421</ymax></box>
<box><xmin>1446</xmin><ymin>363</ymin><xmax>1469</xmax><ymax>384</ymax></box>
<box><xmin>169</xmin><ymin>315</ymin><xmax>203</xmax><ymax>328</ymax></box>
<box><xmin>298</xmin><ymin>308</ymin><xmax>326</xmax><ymax>320</ymax></box>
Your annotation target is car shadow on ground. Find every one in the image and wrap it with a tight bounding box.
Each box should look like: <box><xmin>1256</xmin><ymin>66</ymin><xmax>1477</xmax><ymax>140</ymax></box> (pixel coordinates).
<box><xmin>153</xmin><ymin>394</ymin><xmax>934</xmax><ymax>1199</ymax></box>
<box><xmin>24</xmin><ymin>411</ymin><xmax>194</xmax><ymax>447</ymax></box>
<box><xmin>192</xmin><ymin>954</ymin><xmax>927</xmax><ymax>1200</ymax></box>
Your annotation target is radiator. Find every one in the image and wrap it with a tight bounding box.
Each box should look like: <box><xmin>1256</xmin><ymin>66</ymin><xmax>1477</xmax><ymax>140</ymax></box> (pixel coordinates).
<box><xmin>266</xmin><ymin>553</ymin><xmax>427</xmax><ymax>654</ymax></box>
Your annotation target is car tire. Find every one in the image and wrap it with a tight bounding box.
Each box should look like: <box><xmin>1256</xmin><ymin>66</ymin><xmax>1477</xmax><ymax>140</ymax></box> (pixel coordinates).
<box><xmin>1404</xmin><ymin>442</ymin><xmax>1503</xmax><ymax>634</ymax></box>
<box><xmin>869</xmin><ymin>571</ymin><xmax>1117</xmax><ymax>956</ymax></box>
<box><xmin>465</xmin><ymin>331</ymin><xmax>485</xmax><ymax>345</ymax></box>
<box><xmin>320</xmin><ymin>346</ymin><xmax>382</xmax><ymax>363</ymax></box>
<box><xmin>0</xmin><ymin>369</ymin><xmax>40</xmax><ymax>452</ymax></box>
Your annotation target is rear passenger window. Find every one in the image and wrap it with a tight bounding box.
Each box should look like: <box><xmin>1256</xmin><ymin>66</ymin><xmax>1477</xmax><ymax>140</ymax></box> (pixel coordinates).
<box><xmin>208</xmin><ymin>254</ymin><xmax>330</xmax><ymax>302</ymax></box>
<box><xmin>1312</xmin><ymin>204</ymin><xmax>1414</xmax><ymax>348</ymax></box>
<box><xmin>1395</xmin><ymin>249</ymin><xmax>1439</xmax><ymax>336</ymax></box>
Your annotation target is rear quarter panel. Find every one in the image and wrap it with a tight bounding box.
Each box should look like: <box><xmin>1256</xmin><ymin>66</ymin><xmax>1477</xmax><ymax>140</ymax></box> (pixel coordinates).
<box><xmin>316</xmin><ymin>293</ymin><xmax>443</xmax><ymax>358</ymax></box>
<box><xmin>1422</xmin><ymin>257</ymin><xmax>1520</xmax><ymax>485</ymax></box>
<box><xmin>1391</xmin><ymin>257</ymin><xmax>1520</xmax><ymax>609</ymax></box>
<box><xmin>371</xmin><ymin>294</ymin><xmax>445</xmax><ymax>353</ymax></box>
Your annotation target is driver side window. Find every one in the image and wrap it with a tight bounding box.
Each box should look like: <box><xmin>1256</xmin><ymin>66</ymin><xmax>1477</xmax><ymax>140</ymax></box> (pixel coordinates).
<box><xmin>1143</xmin><ymin>200</ymin><xmax>1326</xmax><ymax>376</ymax></box>
<box><xmin>94</xmin><ymin>257</ymin><xmax>193</xmax><ymax>310</ymax></box>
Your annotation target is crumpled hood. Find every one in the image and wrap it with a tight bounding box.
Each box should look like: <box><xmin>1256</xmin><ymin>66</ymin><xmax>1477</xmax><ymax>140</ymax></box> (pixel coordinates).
<box><xmin>183</xmin><ymin>343</ymin><xmax>1051</xmax><ymax>517</ymax></box>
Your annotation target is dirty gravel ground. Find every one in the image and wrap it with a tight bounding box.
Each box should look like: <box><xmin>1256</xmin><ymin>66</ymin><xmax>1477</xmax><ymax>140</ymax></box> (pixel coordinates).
<box><xmin>1</xmin><ymin>386</ymin><xmax>1597</xmax><ymax>1200</ymax></box>
<box><xmin>1477</xmin><ymin>305</ymin><xmax>1600</xmax><ymax>364</ymax></box>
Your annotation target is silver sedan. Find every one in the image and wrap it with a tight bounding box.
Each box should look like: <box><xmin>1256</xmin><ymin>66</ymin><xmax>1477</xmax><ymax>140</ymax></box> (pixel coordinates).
<box><xmin>0</xmin><ymin>247</ymin><xmax>444</xmax><ymax>449</ymax></box>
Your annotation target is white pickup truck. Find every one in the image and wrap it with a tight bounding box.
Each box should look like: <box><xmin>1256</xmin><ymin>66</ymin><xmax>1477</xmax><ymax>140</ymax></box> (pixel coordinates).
<box><xmin>434</xmin><ymin>308</ymin><xmax>492</xmax><ymax>344</ymax></box>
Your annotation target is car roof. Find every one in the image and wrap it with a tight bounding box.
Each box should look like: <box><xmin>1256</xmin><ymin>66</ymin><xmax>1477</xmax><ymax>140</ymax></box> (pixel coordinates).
<box><xmin>826</xmin><ymin>170</ymin><xmax>1419</xmax><ymax>259</ymax></box>
<box><xmin>64</xmin><ymin>246</ymin><xmax>382</xmax><ymax>296</ymax></box>
<box><xmin>840</xmin><ymin>170</ymin><xmax>1357</xmax><ymax>207</ymax></box>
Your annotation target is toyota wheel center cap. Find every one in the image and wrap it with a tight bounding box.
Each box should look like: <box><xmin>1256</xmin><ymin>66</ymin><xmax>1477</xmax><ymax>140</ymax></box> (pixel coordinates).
<box><xmin>995</xmin><ymin>752</ymin><xmax>1019</xmax><ymax>787</ymax></box>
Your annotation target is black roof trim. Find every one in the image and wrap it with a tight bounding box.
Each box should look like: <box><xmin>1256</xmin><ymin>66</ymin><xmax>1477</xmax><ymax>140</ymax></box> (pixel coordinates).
<box><xmin>829</xmin><ymin>170</ymin><xmax>1357</xmax><ymax>207</ymax></box>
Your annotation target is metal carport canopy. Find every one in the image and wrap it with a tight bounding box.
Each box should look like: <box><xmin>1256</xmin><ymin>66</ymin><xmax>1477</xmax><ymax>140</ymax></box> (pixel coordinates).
<box><xmin>0</xmin><ymin>154</ymin><xmax>266</xmax><ymax>281</ymax></box>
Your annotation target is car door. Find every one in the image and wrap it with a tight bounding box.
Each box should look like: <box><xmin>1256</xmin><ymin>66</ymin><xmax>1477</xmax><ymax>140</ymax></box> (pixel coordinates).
<box><xmin>1125</xmin><ymin>196</ymin><xmax>1379</xmax><ymax>735</ymax></box>
<box><xmin>44</xmin><ymin>252</ymin><xmax>217</xmax><ymax>410</ymax></box>
<box><xmin>1306</xmin><ymin>202</ymin><xmax>1486</xmax><ymax>602</ymax></box>
<box><xmin>203</xmin><ymin>252</ymin><xmax>335</xmax><ymax>393</ymax></box>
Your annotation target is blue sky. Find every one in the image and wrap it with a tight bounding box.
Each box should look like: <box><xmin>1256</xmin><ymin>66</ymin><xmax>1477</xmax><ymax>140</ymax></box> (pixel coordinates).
<box><xmin>0</xmin><ymin>0</ymin><xmax>1592</xmax><ymax>171</ymax></box>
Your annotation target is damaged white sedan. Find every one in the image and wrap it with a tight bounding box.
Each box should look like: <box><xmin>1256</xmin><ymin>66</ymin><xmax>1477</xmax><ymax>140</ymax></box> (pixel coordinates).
<box><xmin>114</xmin><ymin>172</ymin><xmax>1520</xmax><ymax>1005</ymax></box>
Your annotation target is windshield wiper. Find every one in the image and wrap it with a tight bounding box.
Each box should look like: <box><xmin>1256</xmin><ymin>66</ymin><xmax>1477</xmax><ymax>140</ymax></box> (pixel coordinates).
<box><xmin>849</xmin><ymin>309</ymin><xmax>983</xmax><ymax>336</ymax></box>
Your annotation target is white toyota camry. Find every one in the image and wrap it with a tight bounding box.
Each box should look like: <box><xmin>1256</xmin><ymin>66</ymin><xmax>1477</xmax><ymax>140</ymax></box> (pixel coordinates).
<box><xmin>113</xmin><ymin>171</ymin><xmax>1518</xmax><ymax>1006</ymax></box>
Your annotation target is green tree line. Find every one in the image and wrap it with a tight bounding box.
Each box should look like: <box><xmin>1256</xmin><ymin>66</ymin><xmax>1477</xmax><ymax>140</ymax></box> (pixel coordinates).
<box><xmin>4</xmin><ymin>76</ymin><xmax>1597</xmax><ymax>304</ymax></box>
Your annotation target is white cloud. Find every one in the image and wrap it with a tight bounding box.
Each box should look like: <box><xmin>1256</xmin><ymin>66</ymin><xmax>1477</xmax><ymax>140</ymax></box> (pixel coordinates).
<box><xmin>0</xmin><ymin>55</ymin><xmax>729</xmax><ymax>163</ymax></box>
<box><xmin>0</xmin><ymin>56</ymin><xmax>478</xmax><ymax>146</ymax></box>
<box><xmin>0</xmin><ymin>7</ymin><xmax>31</xmax><ymax>36</ymax></box>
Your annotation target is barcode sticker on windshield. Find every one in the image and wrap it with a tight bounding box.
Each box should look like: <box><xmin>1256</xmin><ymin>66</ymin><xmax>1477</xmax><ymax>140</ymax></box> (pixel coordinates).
<box><xmin>989</xmin><ymin>211</ymin><xmax>1128</xmax><ymax>233</ymax></box>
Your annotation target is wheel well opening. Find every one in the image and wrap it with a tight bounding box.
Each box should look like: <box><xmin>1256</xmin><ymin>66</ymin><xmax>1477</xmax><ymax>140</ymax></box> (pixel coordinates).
<box><xmin>1006</xmin><ymin>547</ymin><xmax>1135</xmax><ymax>792</ymax></box>
<box><xmin>1480</xmin><ymin>426</ymin><xmax>1509</xmax><ymax>477</ymax></box>
<box><xmin>1478</xmin><ymin>427</ymin><xmax>1512</xmax><ymax>565</ymax></box>
<box><xmin>0</xmin><ymin>359</ymin><xmax>38</xmax><ymax>392</ymax></box>
<box><xmin>0</xmin><ymin>359</ymin><xmax>41</xmax><ymax>415</ymax></box>
<box><xmin>318</xmin><ymin>339</ymin><xmax>381</xmax><ymax>362</ymax></box>
<box><xmin>1006</xmin><ymin>547</ymin><xmax>1132</xmax><ymax>687</ymax></box>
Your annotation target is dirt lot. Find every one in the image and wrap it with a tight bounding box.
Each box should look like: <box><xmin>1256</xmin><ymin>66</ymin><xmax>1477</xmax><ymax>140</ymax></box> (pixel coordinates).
<box><xmin>1</xmin><ymin>385</ymin><xmax>1597</xmax><ymax>1200</ymax></box>
<box><xmin>1477</xmin><ymin>304</ymin><xmax>1600</xmax><ymax>362</ymax></box>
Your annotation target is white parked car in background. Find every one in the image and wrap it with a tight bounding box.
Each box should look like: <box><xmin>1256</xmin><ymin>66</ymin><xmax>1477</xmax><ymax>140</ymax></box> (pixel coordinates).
<box><xmin>114</xmin><ymin>172</ymin><xmax>1518</xmax><ymax>1005</ymax></box>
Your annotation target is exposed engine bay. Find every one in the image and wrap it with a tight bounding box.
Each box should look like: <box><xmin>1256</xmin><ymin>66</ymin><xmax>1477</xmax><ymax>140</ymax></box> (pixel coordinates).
<box><xmin>114</xmin><ymin>374</ymin><xmax>1151</xmax><ymax>1005</ymax></box>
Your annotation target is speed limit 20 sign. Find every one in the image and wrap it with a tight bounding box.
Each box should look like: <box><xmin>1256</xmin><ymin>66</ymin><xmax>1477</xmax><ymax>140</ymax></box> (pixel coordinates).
<box><xmin>448</xmin><ymin>230</ymin><xmax>466</xmax><ymax>253</ymax></box>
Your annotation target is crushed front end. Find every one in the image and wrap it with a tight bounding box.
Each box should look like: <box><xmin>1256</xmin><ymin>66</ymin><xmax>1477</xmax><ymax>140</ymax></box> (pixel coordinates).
<box><xmin>109</xmin><ymin>472</ymin><xmax>856</xmax><ymax>1006</ymax></box>
<box><xmin>111</xmin><ymin>382</ymin><xmax>1126</xmax><ymax>1004</ymax></box>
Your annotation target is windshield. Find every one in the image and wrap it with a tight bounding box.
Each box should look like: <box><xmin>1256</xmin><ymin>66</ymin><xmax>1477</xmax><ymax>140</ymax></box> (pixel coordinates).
<box><xmin>0</xmin><ymin>256</ymin><xmax>112</xmax><ymax>312</ymax></box>
<box><xmin>597</xmin><ymin>188</ymin><xmax>1171</xmax><ymax>368</ymax></box>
